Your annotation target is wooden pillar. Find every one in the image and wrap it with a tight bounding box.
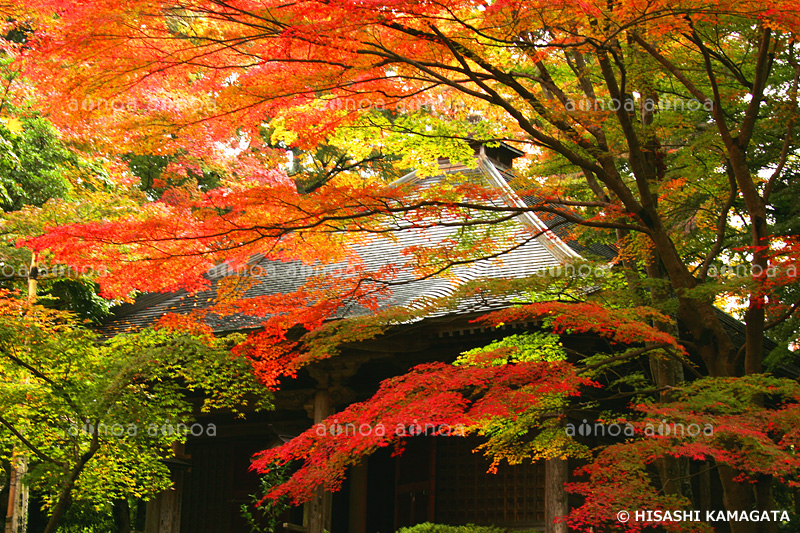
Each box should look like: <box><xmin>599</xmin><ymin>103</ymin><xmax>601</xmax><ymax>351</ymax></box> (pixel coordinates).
<box><xmin>4</xmin><ymin>454</ymin><xmax>28</xmax><ymax>533</ymax></box>
<box><xmin>545</xmin><ymin>458</ymin><xmax>568</xmax><ymax>533</ymax></box>
<box><xmin>305</xmin><ymin>390</ymin><xmax>333</xmax><ymax>533</ymax></box>
<box><xmin>5</xmin><ymin>254</ymin><xmax>36</xmax><ymax>533</ymax></box>
<box><xmin>144</xmin><ymin>462</ymin><xmax>184</xmax><ymax>533</ymax></box>
<box><xmin>348</xmin><ymin>461</ymin><xmax>368</xmax><ymax>533</ymax></box>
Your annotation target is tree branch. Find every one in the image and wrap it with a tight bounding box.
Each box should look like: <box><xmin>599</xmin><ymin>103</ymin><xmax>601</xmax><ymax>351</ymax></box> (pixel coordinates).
<box><xmin>698</xmin><ymin>165</ymin><xmax>738</xmax><ymax>280</ymax></box>
<box><xmin>0</xmin><ymin>414</ymin><xmax>67</xmax><ymax>467</ymax></box>
<box><xmin>738</xmin><ymin>26</ymin><xmax>774</xmax><ymax>150</ymax></box>
<box><xmin>765</xmin><ymin>296</ymin><xmax>800</xmax><ymax>331</ymax></box>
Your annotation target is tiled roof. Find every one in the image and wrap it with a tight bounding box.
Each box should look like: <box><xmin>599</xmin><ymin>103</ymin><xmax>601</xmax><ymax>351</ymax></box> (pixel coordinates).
<box><xmin>100</xmin><ymin>155</ymin><xmax>593</xmax><ymax>336</ymax></box>
<box><xmin>98</xmin><ymin>154</ymin><xmax>781</xmax><ymax>368</ymax></box>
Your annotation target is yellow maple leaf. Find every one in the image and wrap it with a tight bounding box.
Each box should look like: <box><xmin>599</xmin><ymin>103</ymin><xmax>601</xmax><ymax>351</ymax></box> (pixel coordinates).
<box><xmin>4</xmin><ymin>118</ymin><xmax>24</xmax><ymax>135</ymax></box>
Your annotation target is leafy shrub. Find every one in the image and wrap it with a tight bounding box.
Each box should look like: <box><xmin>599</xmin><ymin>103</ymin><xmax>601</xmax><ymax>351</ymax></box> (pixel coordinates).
<box><xmin>241</xmin><ymin>462</ymin><xmax>293</xmax><ymax>533</ymax></box>
<box><xmin>395</xmin><ymin>522</ymin><xmax>511</xmax><ymax>533</ymax></box>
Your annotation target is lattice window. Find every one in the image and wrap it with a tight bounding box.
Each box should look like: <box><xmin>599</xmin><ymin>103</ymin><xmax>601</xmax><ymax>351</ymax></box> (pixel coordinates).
<box><xmin>434</xmin><ymin>438</ymin><xmax>545</xmax><ymax>527</ymax></box>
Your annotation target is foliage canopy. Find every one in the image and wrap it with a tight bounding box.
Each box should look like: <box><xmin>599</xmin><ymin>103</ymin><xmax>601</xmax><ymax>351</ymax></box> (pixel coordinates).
<box><xmin>3</xmin><ymin>0</ymin><xmax>800</xmax><ymax>530</ymax></box>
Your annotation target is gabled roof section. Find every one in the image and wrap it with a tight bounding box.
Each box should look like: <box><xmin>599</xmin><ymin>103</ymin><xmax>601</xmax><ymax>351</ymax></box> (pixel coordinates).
<box><xmin>100</xmin><ymin>154</ymin><xmax>591</xmax><ymax>336</ymax></box>
<box><xmin>395</xmin><ymin>156</ymin><xmax>584</xmax><ymax>263</ymax></box>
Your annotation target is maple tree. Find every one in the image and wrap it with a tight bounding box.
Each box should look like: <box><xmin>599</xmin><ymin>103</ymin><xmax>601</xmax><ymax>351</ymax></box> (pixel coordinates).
<box><xmin>0</xmin><ymin>290</ymin><xmax>271</xmax><ymax>532</ymax></box>
<box><xmin>5</xmin><ymin>0</ymin><xmax>800</xmax><ymax>531</ymax></box>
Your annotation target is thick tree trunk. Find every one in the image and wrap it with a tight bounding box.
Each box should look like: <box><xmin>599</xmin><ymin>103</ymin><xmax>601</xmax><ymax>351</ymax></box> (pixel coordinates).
<box><xmin>635</xmin><ymin>179</ymin><xmax>771</xmax><ymax>524</ymax></box>
<box><xmin>644</xmin><ymin>251</ymin><xmax>691</xmax><ymax>500</ymax></box>
<box><xmin>599</xmin><ymin>29</ymin><xmax>775</xmax><ymax>529</ymax></box>
<box><xmin>697</xmin><ymin>462</ymin><xmax>712</xmax><ymax>514</ymax></box>
<box><xmin>755</xmin><ymin>476</ymin><xmax>777</xmax><ymax>533</ymax></box>
<box><xmin>718</xmin><ymin>465</ymin><xmax>757</xmax><ymax>533</ymax></box>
